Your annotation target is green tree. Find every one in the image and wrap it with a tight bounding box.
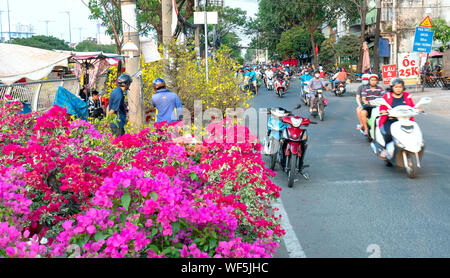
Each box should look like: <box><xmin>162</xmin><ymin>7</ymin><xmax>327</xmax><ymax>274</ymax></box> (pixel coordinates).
<box><xmin>319</xmin><ymin>37</ymin><xmax>336</xmax><ymax>72</ymax></box>
<box><xmin>212</xmin><ymin>6</ymin><xmax>247</xmax><ymax>50</ymax></box>
<box><xmin>11</xmin><ymin>35</ymin><xmax>73</xmax><ymax>51</ymax></box>
<box><xmin>276</xmin><ymin>26</ymin><xmax>324</xmax><ymax>59</ymax></box>
<box><xmin>431</xmin><ymin>18</ymin><xmax>450</xmax><ymax>51</ymax></box>
<box><xmin>335</xmin><ymin>34</ymin><xmax>360</xmax><ymax>66</ymax></box>
<box><xmin>254</xmin><ymin>0</ymin><xmax>342</xmax><ymax>66</ymax></box>
<box><xmin>86</xmin><ymin>0</ymin><xmax>195</xmax><ymax>53</ymax></box>
<box><xmin>221</xmin><ymin>32</ymin><xmax>243</xmax><ymax>60</ymax></box>
<box><xmin>75</xmin><ymin>40</ymin><xmax>117</xmax><ymax>53</ymax></box>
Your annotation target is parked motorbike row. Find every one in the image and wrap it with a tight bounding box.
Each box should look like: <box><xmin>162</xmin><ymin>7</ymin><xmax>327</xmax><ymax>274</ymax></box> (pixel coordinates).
<box><xmin>262</xmin><ymin>106</ymin><xmax>317</xmax><ymax>188</ymax></box>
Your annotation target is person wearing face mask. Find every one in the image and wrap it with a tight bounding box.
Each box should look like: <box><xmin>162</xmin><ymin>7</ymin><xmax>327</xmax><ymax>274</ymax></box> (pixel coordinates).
<box><xmin>378</xmin><ymin>78</ymin><xmax>422</xmax><ymax>158</ymax></box>
<box><xmin>300</xmin><ymin>70</ymin><xmax>312</xmax><ymax>99</ymax></box>
<box><xmin>360</xmin><ymin>74</ymin><xmax>385</xmax><ymax>135</ymax></box>
<box><xmin>308</xmin><ymin>70</ymin><xmax>328</xmax><ymax>113</ymax></box>
<box><xmin>356</xmin><ymin>74</ymin><xmax>371</xmax><ymax>131</ymax></box>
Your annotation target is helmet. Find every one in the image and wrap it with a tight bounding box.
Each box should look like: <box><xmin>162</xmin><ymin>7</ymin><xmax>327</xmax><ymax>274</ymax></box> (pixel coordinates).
<box><xmin>118</xmin><ymin>74</ymin><xmax>132</xmax><ymax>86</ymax></box>
<box><xmin>390</xmin><ymin>78</ymin><xmax>405</xmax><ymax>87</ymax></box>
<box><xmin>369</xmin><ymin>74</ymin><xmax>379</xmax><ymax>80</ymax></box>
<box><xmin>152</xmin><ymin>78</ymin><xmax>166</xmax><ymax>89</ymax></box>
<box><xmin>362</xmin><ymin>74</ymin><xmax>371</xmax><ymax>80</ymax></box>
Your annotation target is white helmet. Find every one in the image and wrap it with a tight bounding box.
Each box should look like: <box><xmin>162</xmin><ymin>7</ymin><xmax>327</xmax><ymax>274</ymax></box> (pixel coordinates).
<box><xmin>362</xmin><ymin>74</ymin><xmax>371</xmax><ymax>80</ymax></box>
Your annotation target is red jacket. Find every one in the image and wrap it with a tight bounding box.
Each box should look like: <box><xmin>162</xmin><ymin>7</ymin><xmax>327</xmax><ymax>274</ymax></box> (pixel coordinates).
<box><xmin>379</xmin><ymin>92</ymin><xmax>415</xmax><ymax>128</ymax></box>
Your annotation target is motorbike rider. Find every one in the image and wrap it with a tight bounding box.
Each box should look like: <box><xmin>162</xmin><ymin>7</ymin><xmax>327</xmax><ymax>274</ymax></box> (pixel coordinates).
<box><xmin>300</xmin><ymin>70</ymin><xmax>312</xmax><ymax>98</ymax></box>
<box><xmin>378</xmin><ymin>78</ymin><xmax>422</xmax><ymax>159</ymax></box>
<box><xmin>360</xmin><ymin>74</ymin><xmax>385</xmax><ymax>135</ymax></box>
<box><xmin>265</xmin><ymin>67</ymin><xmax>274</xmax><ymax>88</ymax></box>
<box><xmin>356</xmin><ymin>74</ymin><xmax>371</xmax><ymax>131</ymax></box>
<box><xmin>244</xmin><ymin>67</ymin><xmax>258</xmax><ymax>95</ymax></box>
<box><xmin>107</xmin><ymin>74</ymin><xmax>132</xmax><ymax>137</ymax></box>
<box><xmin>331</xmin><ymin>68</ymin><xmax>347</xmax><ymax>92</ymax></box>
<box><xmin>308</xmin><ymin>70</ymin><xmax>328</xmax><ymax>113</ymax></box>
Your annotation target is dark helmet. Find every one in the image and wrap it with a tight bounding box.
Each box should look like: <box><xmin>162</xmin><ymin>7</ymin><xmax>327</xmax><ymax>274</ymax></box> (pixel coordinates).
<box><xmin>153</xmin><ymin>78</ymin><xmax>166</xmax><ymax>90</ymax></box>
<box><xmin>118</xmin><ymin>74</ymin><xmax>132</xmax><ymax>86</ymax></box>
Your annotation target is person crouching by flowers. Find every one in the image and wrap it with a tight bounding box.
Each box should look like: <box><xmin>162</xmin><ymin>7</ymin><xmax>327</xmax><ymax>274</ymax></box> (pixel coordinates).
<box><xmin>148</xmin><ymin>78</ymin><xmax>183</xmax><ymax>124</ymax></box>
<box><xmin>107</xmin><ymin>74</ymin><xmax>132</xmax><ymax>137</ymax></box>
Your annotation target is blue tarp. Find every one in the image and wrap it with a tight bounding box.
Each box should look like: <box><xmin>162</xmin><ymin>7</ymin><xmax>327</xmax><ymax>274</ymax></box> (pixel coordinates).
<box><xmin>18</xmin><ymin>101</ymin><xmax>31</xmax><ymax>114</ymax></box>
<box><xmin>379</xmin><ymin>38</ymin><xmax>390</xmax><ymax>57</ymax></box>
<box><xmin>52</xmin><ymin>86</ymin><xmax>88</xmax><ymax>120</ymax></box>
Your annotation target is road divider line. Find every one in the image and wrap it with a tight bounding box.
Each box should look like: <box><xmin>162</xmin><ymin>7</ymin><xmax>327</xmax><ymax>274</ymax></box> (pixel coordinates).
<box><xmin>272</xmin><ymin>198</ymin><xmax>307</xmax><ymax>258</ymax></box>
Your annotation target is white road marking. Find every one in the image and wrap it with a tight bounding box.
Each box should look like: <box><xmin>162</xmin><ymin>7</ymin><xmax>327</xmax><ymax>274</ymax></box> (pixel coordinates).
<box><xmin>272</xmin><ymin>198</ymin><xmax>307</xmax><ymax>258</ymax></box>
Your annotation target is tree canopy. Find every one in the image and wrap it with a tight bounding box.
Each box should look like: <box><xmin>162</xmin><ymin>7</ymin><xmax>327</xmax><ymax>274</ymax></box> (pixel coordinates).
<box><xmin>431</xmin><ymin>18</ymin><xmax>450</xmax><ymax>51</ymax></box>
<box><xmin>11</xmin><ymin>36</ymin><xmax>72</xmax><ymax>51</ymax></box>
<box><xmin>276</xmin><ymin>26</ymin><xmax>324</xmax><ymax>59</ymax></box>
<box><xmin>75</xmin><ymin>40</ymin><xmax>117</xmax><ymax>53</ymax></box>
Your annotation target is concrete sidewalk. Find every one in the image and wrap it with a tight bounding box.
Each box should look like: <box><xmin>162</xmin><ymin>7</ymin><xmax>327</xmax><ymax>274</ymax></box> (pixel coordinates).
<box><xmin>345</xmin><ymin>82</ymin><xmax>450</xmax><ymax>117</ymax></box>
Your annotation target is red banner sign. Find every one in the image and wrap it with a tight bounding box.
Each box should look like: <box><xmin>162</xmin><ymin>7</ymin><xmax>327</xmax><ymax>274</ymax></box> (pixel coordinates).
<box><xmin>382</xmin><ymin>64</ymin><xmax>397</xmax><ymax>85</ymax></box>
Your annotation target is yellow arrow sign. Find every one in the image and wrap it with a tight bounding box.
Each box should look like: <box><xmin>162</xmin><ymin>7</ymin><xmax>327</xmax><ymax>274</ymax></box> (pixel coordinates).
<box><xmin>419</xmin><ymin>16</ymin><xmax>433</xmax><ymax>28</ymax></box>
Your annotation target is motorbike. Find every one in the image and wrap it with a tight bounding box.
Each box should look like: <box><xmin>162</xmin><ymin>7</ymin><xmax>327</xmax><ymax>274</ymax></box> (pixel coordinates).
<box><xmin>309</xmin><ymin>88</ymin><xmax>327</xmax><ymax>121</ymax></box>
<box><xmin>368</xmin><ymin>97</ymin><xmax>432</xmax><ymax>178</ymax></box>
<box><xmin>300</xmin><ymin>82</ymin><xmax>310</xmax><ymax>106</ymax></box>
<box><xmin>335</xmin><ymin>81</ymin><xmax>346</xmax><ymax>96</ymax></box>
<box><xmin>262</xmin><ymin>107</ymin><xmax>289</xmax><ymax>170</ymax></box>
<box><xmin>274</xmin><ymin>78</ymin><xmax>287</xmax><ymax>97</ymax></box>
<box><xmin>262</xmin><ymin>105</ymin><xmax>317</xmax><ymax>187</ymax></box>
<box><xmin>267</xmin><ymin>76</ymin><xmax>274</xmax><ymax>91</ymax></box>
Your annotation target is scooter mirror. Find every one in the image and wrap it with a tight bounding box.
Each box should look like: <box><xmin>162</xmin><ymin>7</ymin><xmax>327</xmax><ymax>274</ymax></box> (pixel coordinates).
<box><xmin>415</xmin><ymin>97</ymin><xmax>432</xmax><ymax>108</ymax></box>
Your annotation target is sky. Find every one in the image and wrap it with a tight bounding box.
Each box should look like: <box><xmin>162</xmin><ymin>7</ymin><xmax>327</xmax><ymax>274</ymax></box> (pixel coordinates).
<box><xmin>0</xmin><ymin>0</ymin><xmax>258</xmax><ymax>45</ymax></box>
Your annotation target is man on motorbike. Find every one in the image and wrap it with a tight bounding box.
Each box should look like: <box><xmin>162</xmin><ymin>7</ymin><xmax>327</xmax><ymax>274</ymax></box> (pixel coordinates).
<box><xmin>360</xmin><ymin>74</ymin><xmax>385</xmax><ymax>135</ymax></box>
<box><xmin>300</xmin><ymin>70</ymin><xmax>312</xmax><ymax>98</ymax></box>
<box><xmin>356</xmin><ymin>74</ymin><xmax>371</xmax><ymax>132</ymax></box>
<box><xmin>265</xmin><ymin>67</ymin><xmax>274</xmax><ymax>89</ymax></box>
<box><xmin>308</xmin><ymin>70</ymin><xmax>328</xmax><ymax>113</ymax></box>
<box><xmin>331</xmin><ymin>68</ymin><xmax>347</xmax><ymax>92</ymax></box>
<box><xmin>244</xmin><ymin>67</ymin><xmax>258</xmax><ymax>95</ymax></box>
<box><xmin>378</xmin><ymin>78</ymin><xmax>422</xmax><ymax>159</ymax></box>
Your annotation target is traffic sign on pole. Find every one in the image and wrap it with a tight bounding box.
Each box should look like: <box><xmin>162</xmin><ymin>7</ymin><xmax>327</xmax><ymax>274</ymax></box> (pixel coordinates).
<box><xmin>419</xmin><ymin>16</ymin><xmax>433</xmax><ymax>28</ymax></box>
<box><xmin>413</xmin><ymin>27</ymin><xmax>434</xmax><ymax>53</ymax></box>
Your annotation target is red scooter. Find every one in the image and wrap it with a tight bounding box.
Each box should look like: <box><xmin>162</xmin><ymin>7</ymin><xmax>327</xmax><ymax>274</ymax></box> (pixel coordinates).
<box><xmin>278</xmin><ymin>105</ymin><xmax>317</xmax><ymax>187</ymax></box>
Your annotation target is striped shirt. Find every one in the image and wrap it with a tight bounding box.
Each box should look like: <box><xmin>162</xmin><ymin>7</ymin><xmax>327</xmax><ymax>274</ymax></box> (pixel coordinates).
<box><xmin>361</xmin><ymin>86</ymin><xmax>385</xmax><ymax>101</ymax></box>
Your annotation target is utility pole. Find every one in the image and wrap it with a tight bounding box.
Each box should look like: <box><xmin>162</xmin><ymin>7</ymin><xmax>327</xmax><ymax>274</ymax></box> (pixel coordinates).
<box><xmin>77</xmin><ymin>27</ymin><xmax>84</xmax><ymax>43</ymax></box>
<box><xmin>7</xmin><ymin>0</ymin><xmax>12</xmax><ymax>43</ymax></box>
<box><xmin>121</xmin><ymin>0</ymin><xmax>143</xmax><ymax>129</ymax></box>
<box><xmin>194</xmin><ymin>0</ymin><xmax>200</xmax><ymax>59</ymax></box>
<box><xmin>40</xmin><ymin>20</ymin><xmax>55</xmax><ymax>36</ymax></box>
<box><xmin>61</xmin><ymin>11</ymin><xmax>72</xmax><ymax>45</ymax></box>
<box><xmin>204</xmin><ymin>0</ymin><xmax>209</xmax><ymax>82</ymax></box>
<box><xmin>0</xmin><ymin>10</ymin><xmax>4</xmax><ymax>43</ymax></box>
<box><xmin>373</xmin><ymin>0</ymin><xmax>381</xmax><ymax>74</ymax></box>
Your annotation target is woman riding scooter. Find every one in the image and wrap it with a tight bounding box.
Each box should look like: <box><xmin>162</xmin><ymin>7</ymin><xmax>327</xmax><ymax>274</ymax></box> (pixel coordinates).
<box><xmin>378</xmin><ymin>78</ymin><xmax>423</xmax><ymax>159</ymax></box>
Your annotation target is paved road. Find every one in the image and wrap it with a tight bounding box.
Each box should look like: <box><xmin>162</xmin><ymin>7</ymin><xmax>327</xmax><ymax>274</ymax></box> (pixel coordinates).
<box><xmin>249</xmin><ymin>78</ymin><xmax>450</xmax><ymax>258</ymax></box>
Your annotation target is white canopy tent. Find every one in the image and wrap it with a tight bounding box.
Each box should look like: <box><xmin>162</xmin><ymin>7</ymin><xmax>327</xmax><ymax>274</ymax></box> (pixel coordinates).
<box><xmin>0</xmin><ymin>43</ymin><xmax>71</xmax><ymax>85</ymax></box>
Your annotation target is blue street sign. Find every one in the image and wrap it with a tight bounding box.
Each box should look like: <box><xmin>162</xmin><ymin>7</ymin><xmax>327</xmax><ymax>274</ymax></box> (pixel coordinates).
<box><xmin>413</xmin><ymin>26</ymin><xmax>434</xmax><ymax>53</ymax></box>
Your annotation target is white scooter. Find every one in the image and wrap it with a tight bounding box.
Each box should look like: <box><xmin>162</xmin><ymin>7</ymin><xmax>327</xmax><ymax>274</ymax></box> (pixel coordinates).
<box><xmin>267</xmin><ymin>76</ymin><xmax>274</xmax><ymax>91</ymax></box>
<box><xmin>369</xmin><ymin>97</ymin><xmax>432</xmax><ymax>178</ymax></box>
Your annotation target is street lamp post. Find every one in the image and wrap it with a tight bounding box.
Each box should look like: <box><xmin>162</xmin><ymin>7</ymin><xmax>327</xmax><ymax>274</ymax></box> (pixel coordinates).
<box><xmin>7</xmin><ymin>0</ymin><xmax>12</xmax><ymax>43</ymax></box>
<box><xmin>204</xmin><ymin>1</ymin><xmax>208</xmax><ymax>82</ymax></box>
<box><xmin>61</xmin><ymin>11</ymin><xmax>72</xmax><ymax>45</ymax></box>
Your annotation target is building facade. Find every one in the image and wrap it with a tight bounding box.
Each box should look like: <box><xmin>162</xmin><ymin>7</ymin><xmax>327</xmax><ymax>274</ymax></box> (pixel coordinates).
<box><xmin>335</xmin><ymin>0</ymin><xmax>449</xmax><ymax>69</ymax></box>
